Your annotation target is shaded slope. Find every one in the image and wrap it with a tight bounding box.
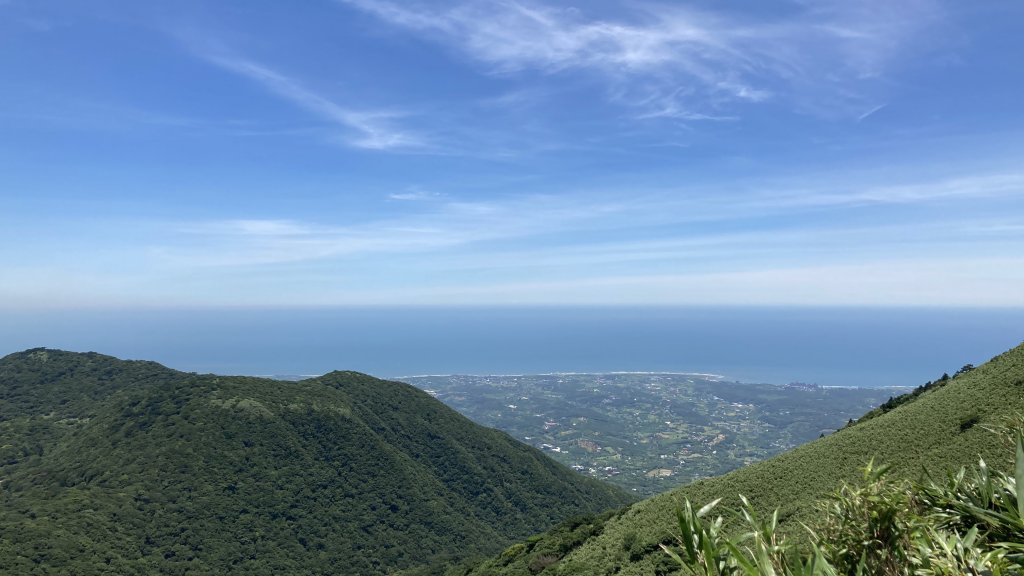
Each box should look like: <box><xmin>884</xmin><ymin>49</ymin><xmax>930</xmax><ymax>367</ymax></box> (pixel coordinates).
<box><xmin>464</xmin><ymin>342</ymin><xmax>1024</xmax><ymax>576</ymax></box>
<box><xmin>0</xmin><ymin>349</ymin><xmax>631</xmax><ymax>575</ymax></box>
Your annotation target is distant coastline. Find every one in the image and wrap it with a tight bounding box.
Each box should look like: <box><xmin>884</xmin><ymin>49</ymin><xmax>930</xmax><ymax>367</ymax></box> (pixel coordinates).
<box><xmin>395</xmin><ymin>372</ymin><xmax>913</xmax><ymax>390</ymax></box>
<box><xmin>395</xmin><ymin>370</ymin><xmax>727</xmax><ymax>379</ymax></box>
<box><xmin>262</xmin><ymin>372</ymin><xmax>914</xmax><ymax>390</ymax></box>
<box><xmin>2</xmin><ymin>306</ymin><xmax>1021</xmax><ymax>388</ymax></box>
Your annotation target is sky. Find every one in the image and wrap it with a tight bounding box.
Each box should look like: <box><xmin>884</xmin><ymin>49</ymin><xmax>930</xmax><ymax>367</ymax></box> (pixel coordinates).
<box><xmin>1</xmin><ymin>0</ymin><xmax>1023</xmax><ymax>308</ymax></box>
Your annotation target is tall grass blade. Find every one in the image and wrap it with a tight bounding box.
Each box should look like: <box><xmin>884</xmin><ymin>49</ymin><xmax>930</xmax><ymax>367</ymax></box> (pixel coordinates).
<box><xmin>1016</xmin><ymin>431</ymin><xmax>1024</xmax><ymax>521</ymax></box>
<box><xmin>698</xmin><ymin>498</ymin><xmax>723</xmax><ymax>518</ymax></box>
<box><xmin>723</xmin><ymin>539</ymin><xmax>759</xmax><ymax>574</ymax></box>
<box><xmin>677</xmin><ymin>505</ymin><xmax>698</xmax><ymax>562</ymax></box>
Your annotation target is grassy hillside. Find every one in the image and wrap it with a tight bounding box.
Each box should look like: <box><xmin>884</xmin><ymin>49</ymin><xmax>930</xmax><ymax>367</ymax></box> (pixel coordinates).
<box><xmin>0</xmin><ymin>349</ymin><xmax>631</xmax><ymax>575</ymax></box>
<box><xmin>462</xmin><ymin>342</ymin><xmax>1024</xmax><ymax>576</ymax></box>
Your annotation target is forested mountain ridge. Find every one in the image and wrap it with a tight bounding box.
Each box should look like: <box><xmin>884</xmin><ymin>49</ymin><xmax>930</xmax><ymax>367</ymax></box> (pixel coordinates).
<box><xmin>458</xmin><ymin>342</ymin><xmax>1024</xmax><ymax>575</ymax></box>
<box><xmin>0</xmin><ymin>348</ymin><xmax>631</xmax><ymax>575</ymax></box>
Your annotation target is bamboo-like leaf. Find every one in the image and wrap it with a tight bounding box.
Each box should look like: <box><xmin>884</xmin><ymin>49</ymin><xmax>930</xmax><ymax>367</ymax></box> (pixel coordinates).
<box><xmin>808</xmin><ymin>548</ymin><xmax>838</xmax><ymax>576</ymax></box>
<box><xmin>675</xmin><ymin>506</ymin><xmax>699</xmax><ymax>563</ymax></box>
<box><xmin>754</xmin><ymin>542</ymin><xmax>777</xmax><ymax>576</ymax></box>
<box><xmin>862</xmin><ymin>458</ymin><xmax>875</xmax><ymax>482</ymax></box>
<box><xmin>723</xmin><ymin>539</ymin><xmax>759</xmax><ymax>575</ymax></box>
<box><xmin>963</xmin><ymin>502</ymin><xmax>1015</xmax><ymax>526</ymax></box>
<box><xmin>698</xmin><ymin>498</ymin><xmax>723</xmax><ymax>518</ymax></box>
<box><xmin>1016</xmin><ymin>431</ymin><xmax>1024</xmax><ymax>521</ymax></box>
<box><xmin>979</xmin><ymin>457</ymin><xmax>994</xmax><ymax>507</ymax></box>
<box><xmin>700</xmin><ymin>535</ymin><xmax>718</xmax><ymax>574</ymax></box>
<box><xmin>659</xmin><ymin>543</ymin><xmax>684</xmax><ymax>566</ymax></box>
<box><xmin>963</xmin><ymin>525</ymin><xmax>979</xmax><ymax>549</ymax></box>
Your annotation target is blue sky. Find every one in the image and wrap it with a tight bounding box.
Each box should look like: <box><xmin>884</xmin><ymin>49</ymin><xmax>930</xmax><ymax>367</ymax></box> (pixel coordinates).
<box><xmin>1</xmin><ymin>0</ymin><xmax>1022</xmax><ymax>308</ymax></box>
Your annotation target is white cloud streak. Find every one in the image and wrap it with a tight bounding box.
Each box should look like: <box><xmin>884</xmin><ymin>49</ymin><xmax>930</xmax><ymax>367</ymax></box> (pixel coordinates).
<box><xmin>387</xmin><ymin>186</ymin><xmax>446</xmax><ymax>201</ymax></box>
<box><xmin>5</xmin><ymin>169</ymin><xmax>1021</xmax><ymax>308</ymax></box>
<box><xmin>159</xmin><ymin>193</ymin><xmax>627</xmax><ymax>267</ymax></box>
<box><xmin>154</xmin><ymin>171</ymin><xmax>1024</xmax><ymax>269</ymax></box>
<box><xmin>857</xmin><ymin>103</ymin><xmax>887</xmax><ymax>122</ymax></box>
<box><xmin>347</xmin><ymin>258</ymin><xmax>1024</xmax><ymax>307</ymax></box>
<box><xmin>338</xmin><ymin>0</ymin><xmax>942</xmax><ymax>119</ymax></box>
<box><xmin>766</xmin><ymin>173</ymin><xmax>1024</xmax><ymax>208</ymax></box>
<box><xmin>202</xmin><ymin>55</ymin><xmax>423</xmax><ymax>151</ymax></box>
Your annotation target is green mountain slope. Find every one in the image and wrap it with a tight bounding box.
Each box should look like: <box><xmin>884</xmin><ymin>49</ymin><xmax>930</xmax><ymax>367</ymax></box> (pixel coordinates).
<box><xmin>463</xmin><ymin>342</ymin><xmax>1024</xmax><ymax>576</ymax></box>
<box><xmin>0</xmin><ymin>349</ymin><xmax>631</xmax><ymax>575</ymax></box>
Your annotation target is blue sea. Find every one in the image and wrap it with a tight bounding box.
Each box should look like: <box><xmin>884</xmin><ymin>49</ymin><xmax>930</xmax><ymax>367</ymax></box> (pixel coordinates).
<box><xmin>1</xmin><ymin>307</ymin><xmax>1021</xmax><ymax>387</ymax></box>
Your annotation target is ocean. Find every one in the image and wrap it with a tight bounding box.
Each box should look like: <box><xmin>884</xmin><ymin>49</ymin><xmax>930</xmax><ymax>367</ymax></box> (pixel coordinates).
<box><xmin>1</xmin><ymin>306</ymin><xmax>1021</xmax><ymax>387</ymax></box>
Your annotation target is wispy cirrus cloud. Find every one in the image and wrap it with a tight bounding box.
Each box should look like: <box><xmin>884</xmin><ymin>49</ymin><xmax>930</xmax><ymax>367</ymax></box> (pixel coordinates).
<box><xmin>153</xmin><ymin>169</ymin><xmax>1024</xmax><ymax>270</ymax></box>
<box><xmin>338</xmin><ymin>0</ymin><xmax>943</xmax><ymax>120</ymax></box>
<box><xmin>388</xmin><ymin>186</ymin><xmax>447</xmax><ymax>201</ymax></box>
<box><xmin>857</xmin><ymin>103</ymin><xmax>888</xmax><ymax>122</ymax></box>
<box><xmin>7</xmin><ymin>167</ymin><xmax>1020</xmax><ymax>307</ymax></box>
<box><xmin>157</xmin><ymin>197</ymin><xmax>608</xmax><ymax>267</ymax></box>
<box><xmin>766</xmin><ymin>173</ymin><xmax>1024</xmax><ymax>209</ymax></box>
<box><xmin>198</xmin><ymin>54</ymin><xmax>424</xmax><ymax>151</ymax></box>
<box><xmin>364</xmin><ymin>257</ymin><xmax>1024</xmax><ymax>307</ymax></box>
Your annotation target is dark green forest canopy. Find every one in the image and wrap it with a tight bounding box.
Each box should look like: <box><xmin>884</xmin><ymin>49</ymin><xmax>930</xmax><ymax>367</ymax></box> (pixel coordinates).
<box><xmin>458</xmin><ymin>342</ymin><xmax>1024</xmax><ymax>576</ymax></box>
<box><xmin>0</xmin><ymin>349</ymin><xmax>631</xmax><ymax>575</ymax></box>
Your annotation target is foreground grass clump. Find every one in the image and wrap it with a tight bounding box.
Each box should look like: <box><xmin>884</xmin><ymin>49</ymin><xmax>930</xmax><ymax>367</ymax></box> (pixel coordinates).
<box><xmin>663</xmin><ymin>421</ymin><xmax>1024</xmax><ymax>575</ymax></box>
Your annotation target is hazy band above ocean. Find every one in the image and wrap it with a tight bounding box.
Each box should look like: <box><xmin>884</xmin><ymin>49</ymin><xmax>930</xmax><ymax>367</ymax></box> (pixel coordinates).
<box><xmin>2</xmin><ymin>306</ymin><xmax>1021</xmax><ymax>388</ymax></box>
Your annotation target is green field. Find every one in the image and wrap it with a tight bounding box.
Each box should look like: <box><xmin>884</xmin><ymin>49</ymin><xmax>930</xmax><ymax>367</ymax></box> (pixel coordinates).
<box><xmin>401</xmin><ymin>373</ymin><xmax>903</xmax><ymax>495</ymax></box>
